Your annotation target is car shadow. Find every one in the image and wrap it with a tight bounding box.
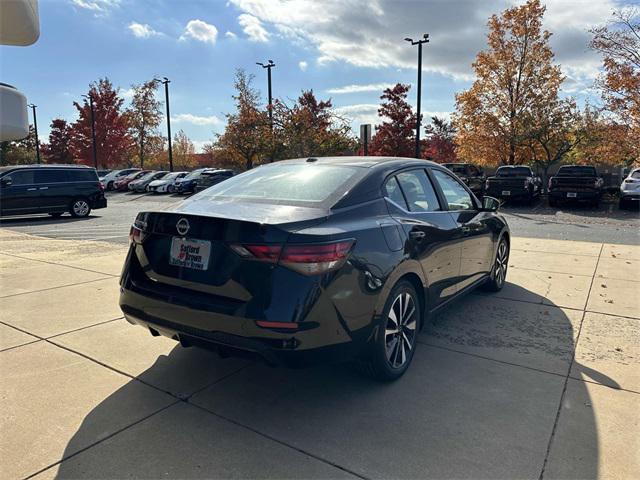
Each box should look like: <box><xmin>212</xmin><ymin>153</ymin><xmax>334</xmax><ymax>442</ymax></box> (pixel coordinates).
<box><xmin>52</xmin><ymin>284</ymin><xmax>605</xmax><ymax>479</ymax></box>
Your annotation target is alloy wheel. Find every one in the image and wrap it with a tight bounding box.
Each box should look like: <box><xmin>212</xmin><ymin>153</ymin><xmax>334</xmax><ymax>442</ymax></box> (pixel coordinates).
<box><xmin>494</xmin><ymin>240</ymin><xmax>508</xmax><ymax>287</ymax></box>
<box><xmin>72</xmin><ymin>200</ymin><xmax>90</xmax><ymax>217</ymax></box>
<box><xmin>385</xmin><ymin>292</ymin><xmax>417</xmax><ymax>368</ymax></box>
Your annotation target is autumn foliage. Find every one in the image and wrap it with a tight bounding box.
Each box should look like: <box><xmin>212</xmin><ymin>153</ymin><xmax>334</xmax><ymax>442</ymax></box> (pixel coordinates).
<box><xmin>454</xmin><ymin>0</ymin><xmax>563</xmax><ymax>166</ymax></box>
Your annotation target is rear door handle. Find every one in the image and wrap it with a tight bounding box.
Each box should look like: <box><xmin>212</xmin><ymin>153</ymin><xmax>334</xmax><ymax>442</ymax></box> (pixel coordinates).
<box><xmin>39</xmin><ymin>187</ymin><xmax>49</xmax><ymax>190</ymax></box>
<box><xmin>27</xmin><ymin>187</ymin><xmax>37</xmax><ymax>191</ymax></box>
<box><xmin>409</xmin><ymin>231</ymin><xmax>426</xmax><ymax>241</ymax></box>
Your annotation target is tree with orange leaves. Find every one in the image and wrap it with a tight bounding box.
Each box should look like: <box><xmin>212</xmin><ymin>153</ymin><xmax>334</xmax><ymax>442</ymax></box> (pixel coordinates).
<box><xmin>589</xmin><ymin>8</ymin><xmax>639</xmax><ymax>164</ymax></box>
<box><xmin>454</xmin><ymin>0</ymin><xmax>563</xmax><ymax>166</ymax></box>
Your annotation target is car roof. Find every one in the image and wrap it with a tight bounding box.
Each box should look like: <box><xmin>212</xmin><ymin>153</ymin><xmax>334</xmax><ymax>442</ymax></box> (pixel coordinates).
<box><xmin>269</xmin><ymin>156</ymin><xmax>440</xmax><ymax>169</ymax></box>
<box><xmin>0</xmin><ymin>164</ymin><xmax>93</xmax><ymax>174</ymax></box>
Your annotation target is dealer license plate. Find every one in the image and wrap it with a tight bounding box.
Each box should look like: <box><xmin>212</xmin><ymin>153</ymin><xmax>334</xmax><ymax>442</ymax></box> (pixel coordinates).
<box><xmin>169</xmin><ymin>237</ymin><xmax>211</xmax><ymax>270</ymax></box>
<box><xmin>567</xmin><ymin>192</ymin><xmax>577</xmax><ymax>198</ymax></box>
<box><xmin>502</xmin><ymin>190</ymin><xmax>511</xmax><ymax>196</ymax></box>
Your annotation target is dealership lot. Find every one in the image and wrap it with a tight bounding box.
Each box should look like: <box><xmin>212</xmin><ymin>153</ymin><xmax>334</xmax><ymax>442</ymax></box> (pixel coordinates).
<box><xmin>0</xmin><ymin>226</ymin><xmax>638</xmax><ymax>479</ymax></box>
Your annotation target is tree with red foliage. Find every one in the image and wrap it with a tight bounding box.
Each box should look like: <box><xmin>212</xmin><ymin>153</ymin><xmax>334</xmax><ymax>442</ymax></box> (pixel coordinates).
<box><xmin>42</xmin><ymin>119</ymin><xmax>74</xmax><ymax>164</ymax></box>
<box><xmin>368</xmin><ymin>84</ymin><xmax>417</xmax><ymax>157</ymax></box>
<box><xmin>70</xmin><ymin>78</ymin><xmax>133</xmax><ymax>168</ymax></box>
<box><xmin>422</xmin><ymin>116</ymin><xmax>457</xmax><ymax>163</ymax></box>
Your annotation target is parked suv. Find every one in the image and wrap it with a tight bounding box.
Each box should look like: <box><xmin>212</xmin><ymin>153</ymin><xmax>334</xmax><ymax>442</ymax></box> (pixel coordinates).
<box><xmin>0</xmin><ymin>165</ymin><xmax>107</xmax><ymax>218</ymax></box>
<box><xmin>194</xmin><ymin>169</ymin><xmax>235</xmax><ymax>192</ymax></box>
<box><xmin>548</xmin><ymin>165</ymin><xmax>603</xmax><ymax>207</ymax></box>
<box><xmin>442</xmin><ymin>163</ymin><xmax>486</xmax><ymax>197</ymax></box>
<box><xmin>485</xmin><ymin>166</ymin><xmax>541</xmax><ymax>204</ymax></box>
<box><xmin>619</xmin><ymin>167</ymin><xmax>640</xmax><ymax>209</ymax></box>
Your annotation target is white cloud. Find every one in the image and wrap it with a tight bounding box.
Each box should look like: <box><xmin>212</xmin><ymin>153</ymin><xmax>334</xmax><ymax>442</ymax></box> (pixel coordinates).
<box><xmin>327</xmin><ymin>83</ymin><xmax>396</xmax><ymax>95</ymax></box>
<box><xmin>192</xmin><ymin>140</ymin><xmax>213</xmax><ymax>153</ymax></box>
<box><xmin>172</xmin><ymin>114</ymin><xmax>223</xmax><ymax>126</ymax></box>
<box><xmin>229</xmin><ymin>0</ymin><xmax>618</xmax><ymax>84</ymax></box>
<box><xmin>128</xmin><ymin>22</ymin><xmax>161</xmax><ymax>39</ymax></box>
<box><xmin>333</xmin><ymin>104</ymin><xmax>379</xmax><ymax>125</ymax></box>
<box><xmin>71</xmin><ymin>0</ymin><xmax>120</xmax><ymax>12</ymax></box>
<box><xmin>238</xmin><ymin>13</ymin><xmax>269</xmax><ymax>42</ymax></box>
<box><xmin>180</xmin><ymin>19</ymin><xmax>218</xmax><ymax>45</ymax></box>
<box><xmin>225</xmin><ymin>31</ymin><xmax>238</xmax><ymax>39</ymax></box>
<box><xmin>298</xmin><ymin>61</ymin><xmax>308</xmax><ymax>71</ymax></box>
<box><xmin>120</xmin><ymin>88</ymin><xmax>135</xmax><ymax>101</ymax></box>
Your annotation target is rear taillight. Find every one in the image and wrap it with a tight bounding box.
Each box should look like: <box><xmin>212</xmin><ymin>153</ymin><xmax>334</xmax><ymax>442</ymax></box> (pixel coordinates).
<box><xmin>548</xmin><ymin>178</ymin><xmax>553</xmax><ymax>190</ymax></box>
<box><xmin>129</xmin><ymin>225</ymin><xmax>145</xmax><ymax>244</ymax></box>
<box><xmin>230</xmin><ymin>240</ymin><xmax>355</xmax><ymax>276</ymax></box>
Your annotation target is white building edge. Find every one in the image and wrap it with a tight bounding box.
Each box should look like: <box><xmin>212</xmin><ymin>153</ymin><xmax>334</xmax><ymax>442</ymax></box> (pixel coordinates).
<box><xmin>0</xmin><ymin>0</ymin><xmax>40</xmax><ymax>142</ymax></box>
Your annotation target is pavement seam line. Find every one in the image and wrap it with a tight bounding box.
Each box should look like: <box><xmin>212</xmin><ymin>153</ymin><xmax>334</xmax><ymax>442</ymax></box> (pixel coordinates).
<box><xmin>44</xmin><ymin>317</ymin><xmax>125</xmax><ymax>340</ymax></box>
<box><xmin>0</xmin><ymin>250</ymin><xmax>121</xmax><ymax>277</ymax></box>
<box><xmin>187</xmin><ymin>401</ymin><xmax>369</xmax><ymax>480</ymax></box>
<box><xmin>0</xmin><ymin>339</ymin><xmax>42</xmax><ymax>353</ymax></box>
<box><xmin>0</xmin><ymin>275</ymin><xmax>118</xmax><ymax>299</ymax></box>
<box><xmin>34</xmin><ymin>337</ymin><xmax>365</xmax><ymax>480</ymax></box>
<box><xmin>22</xmin><ymin>400</ymin><xmax>181</xmax><ymax>480</ymax></box>
<box><xmin>416</xmin><ymin>340</ymin><xmax>568</xmax><ymax>379</ymax></box>
<box><xmin>538</xmin><ymin>242</ymin><xmax>604</xmax><ymax>480</ymax></box>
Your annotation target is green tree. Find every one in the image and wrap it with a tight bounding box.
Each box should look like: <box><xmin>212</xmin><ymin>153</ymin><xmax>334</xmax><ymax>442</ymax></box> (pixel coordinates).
<box><xmin>0</xmin><ymin>125</ymin><xmax>37</xmax><ymax>166</ymax></box>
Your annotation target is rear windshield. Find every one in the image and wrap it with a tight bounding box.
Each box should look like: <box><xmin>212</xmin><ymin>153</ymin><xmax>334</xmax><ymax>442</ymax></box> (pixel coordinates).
<box><xmin>496</xmin><ymin>167</ymin><xmax>531</xmax><ymax>176</ymax></box>
<box><xmin>195</xmin><ymin>163</ymin><xmax>366</xmax><ymax>207</ymax></box>
<box><xmin>631</xmin><ymin>170</ymin><xmax>640</xmax><ymax>179</ymax></box>
<box><xmin>557</xmin><ymin>166</ymin><xmax>597</xmax><ymax>177</ymax></box>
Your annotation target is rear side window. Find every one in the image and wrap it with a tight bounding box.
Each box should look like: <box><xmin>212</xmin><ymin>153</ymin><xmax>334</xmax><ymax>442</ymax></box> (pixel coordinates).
<box><xmin>384</xmin><ymin>177</ymin><xmax>408</xmax><ymax>209</ymax></box>
<box><xmin>35</xmin><ymin>170</ymin><xmax>67</xmax><ymax>184</ymax></box>
<box><xmin>557</xmin><ymin>166</ymin><xmax>597</xmax><ymax>177</ymax></box>
<box><xmin>395</xmin><ymin>170</ymin><xmax>441</xmax><ymax>212</ymax></box>
<box><xmin>6</xmin><ymin>170</ymin><xmax>35</xmax><ymax>185</ymax></box>
<box><xmin>66</xmin><ymin>169</ymin><xmax>98</xmax><ymax>182</ymax></box>
<box><xmin>631</xmin><ymin>170</ymin><xmax>640</xmax><ymax>179</ymax></box>
<box><xmin>432</xmin><ymin>170</ymin><xmax>475</xmax><ymax>211</ymax></box>
<box><xmin>196</xmin><ymin>164</ymin><xmax>366</xmax><ymax>207</ymax></box>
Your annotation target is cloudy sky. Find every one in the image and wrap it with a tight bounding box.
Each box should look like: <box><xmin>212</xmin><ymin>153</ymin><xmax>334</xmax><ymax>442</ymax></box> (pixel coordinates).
<box><xmin>0</xmin><ymin>0</ymin><xmax>629</xmax><ymax>151</ymax></box>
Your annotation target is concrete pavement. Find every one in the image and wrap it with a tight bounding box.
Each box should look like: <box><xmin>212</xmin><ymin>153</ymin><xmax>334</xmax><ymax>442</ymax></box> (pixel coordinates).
<box><xmin>0</xmin><ymin>228</ymin><xmax>638</xmax><ymax>479</ymax></box>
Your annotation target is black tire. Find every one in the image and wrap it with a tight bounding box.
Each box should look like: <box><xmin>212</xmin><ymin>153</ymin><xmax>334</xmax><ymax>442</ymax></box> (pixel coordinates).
<box><xmin>107</xmin><ymin>181</ymin><xmax>114</xmax><ymax>191</ymax></box>
<box><xmin>549</xmin><ymin>198</ymin><xmax>558</xmax><ymax>208</ymax></box>
<box><xmin>482</xmin><ymin>237</ymin><xmax>509</xmax><ymax>292</ymax></box>
<box><xmin>619</xmin><ymin>198</ymin><xmax>628</xmax><ymax>210</ymax></box>
<box><xmin>69</xmin><ymin>198</ymin><xmax>91</xmax><ymax>218</ymax></box>
<box><xmin>48</xmin><ymin>212</ymin><xmax>63</xmax><ymax>218</ymax></box>
<box><xmin>357</xmin><ymin>280</ymin><xmax>421</xmax><ymax>382</ymax></box>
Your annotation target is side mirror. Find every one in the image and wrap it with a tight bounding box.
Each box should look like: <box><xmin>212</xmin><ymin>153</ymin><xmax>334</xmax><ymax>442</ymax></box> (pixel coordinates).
<box><xmin>482</xmin><ymin>196</ymin><xmax>500</xmax><ymax>212</ymax></box>
<box><xmin>1</xmin><ymin>176</ymin><xmax>12</xmax><ymax>187</ymax></box>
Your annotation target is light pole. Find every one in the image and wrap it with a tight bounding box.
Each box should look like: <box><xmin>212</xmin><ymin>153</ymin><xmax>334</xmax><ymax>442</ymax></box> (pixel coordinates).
<box><xmin>405</xmin><ymin>34</ymin><xmax>429</xmax><ymax>159</ymax></box>
<box><xmin>81</xmin><ymin>94</ymin><xmax>98</xmax><ymax>169</ymax></box>
<box><xmin>27</xmin><ymin>103</ymin><xmax>41</xmax><ymax>164</ymax></box>
<box><xmin>257</xmin><ymin>60</ymin><xmax>276</xmax><ymax>162</ymax></box>
<box><xmin>154</xmin><ymin>77</ymin><xmax>173</xmax><ymax>172</ymax></box>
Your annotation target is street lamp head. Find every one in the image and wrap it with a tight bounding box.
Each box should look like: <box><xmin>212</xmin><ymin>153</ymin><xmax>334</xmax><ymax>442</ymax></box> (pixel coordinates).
<box><xmin>423</xmin><ymin>33</ymin><xmax>429</xmax><ymax>39</ymax></box>
<box><xmin>163</xmin><ymin>77</ymin><xmax>170</xmax><ymax>83</ymax></box>
<box><xmin>256</xmin><ymin>62</ymin><xmax>264</xmax><ymax>67</ymax></box>
<box><xmin>404</xmin><ymin>37</ymin><xmax>413</xmax><ymax>43</ymax></box>
<box><xmin>268</xmin><ymin>59</ymin><xmax>274</xmax><ymax>65</ymax></box>
<box><xmin>28</xmin><ymin>103</ymin><xmax>36</xmax><ymax>108</ymax></box>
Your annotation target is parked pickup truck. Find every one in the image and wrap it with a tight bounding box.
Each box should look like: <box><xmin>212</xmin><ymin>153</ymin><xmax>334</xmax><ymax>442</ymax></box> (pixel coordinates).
<box><xmin>484</xmin><ymin>166</ymin><xmax>541</xmax><ymax>204</ymax></box>
<box><xmin>442</xmin><ymin>163</ymin><xmax>486</xmax><ymax>197</ymax></box>
<box><xmin>548</xmin><ymin>165</ymin><xmax>603</xmax><ymax>207</ymax></box>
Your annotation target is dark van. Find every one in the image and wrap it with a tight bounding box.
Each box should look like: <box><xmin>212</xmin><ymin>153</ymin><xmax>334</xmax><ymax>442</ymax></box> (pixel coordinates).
<box><xmin>0</xmin><ymin>165</ymin><xmax>107</xmax><ymax>218</ymax></box>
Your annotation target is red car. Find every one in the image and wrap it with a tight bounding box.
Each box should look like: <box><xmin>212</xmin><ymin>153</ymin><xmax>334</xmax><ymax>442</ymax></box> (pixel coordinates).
<box><xmin>114</xmin><ymin>170</ymin><xmax>150</xmax><ymax>191</ymax></box>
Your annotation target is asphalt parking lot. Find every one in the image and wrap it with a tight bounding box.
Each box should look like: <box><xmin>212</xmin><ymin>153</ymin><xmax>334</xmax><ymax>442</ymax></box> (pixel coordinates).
<box><xmin>1</xmin><ymin>226</ymin><xmax>639</xmax><ymax>479</ymax></box>
<box><xmin>0</xmin><ymin>191</ymin><xmax>638</xmax><ymax>245</ymax></box>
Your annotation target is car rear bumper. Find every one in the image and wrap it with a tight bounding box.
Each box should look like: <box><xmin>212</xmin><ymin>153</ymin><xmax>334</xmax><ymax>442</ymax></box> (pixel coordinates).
<box><xmin>550</xmin><ymin>190</ymin><xmax>600</xmax><ymax>201</ymax></box>
<box><xmin>119</xmin><ymin>286</ymin><xmax>367</xmax><ymax>367</ymax></box>
<box><xmin>485</xmin><ymin>186</ymin><xmax>530</xmax><ymax>199</ymax></box>
<box><xmin>92</xmin><ymin>197</ymin><xmax>107</xmax><ymax>209</ymax></box>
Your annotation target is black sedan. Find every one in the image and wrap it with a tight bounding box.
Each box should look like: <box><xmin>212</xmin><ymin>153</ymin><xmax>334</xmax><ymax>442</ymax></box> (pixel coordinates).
<box><xmin>120</xmin><ymin>157</ymin><xmax>510</xmax><ymax>381</ymax></box>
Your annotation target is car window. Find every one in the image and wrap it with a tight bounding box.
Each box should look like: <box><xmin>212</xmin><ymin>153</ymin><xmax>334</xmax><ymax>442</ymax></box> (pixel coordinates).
<box><xmin>468</xmin><ymin>165</ymin><xmax>480</xmax><ymax>176</ymax></box>
<box><xmin>495</xmin><ymin>167</ymin><xmax>531</xmax><ymax>177</ymax></box>
<box><xmin>67</xmin><ymin>169</ymin><xmax>98</xmax><ymax>182</ymax></box>
<box><xmin>395</xmin><ymin>170</ymin><xmax>441</xmax><ymax>212</ymax></box>
<box><xmin>384</xmin><ymin>177</ymin><xmax>409</xmax><ymax>209</ymax></box>
<box><xmin>631</xmin><ymin>170</ymin><xmax>640</xmax><ymax>179</ymax></box>
<box><xmin>35</xmin><ymin>170</ymin><xmax>67</xmax><ymax>184</ymax></box>
<box><xmin>5</xmin><ymin>170</ymin><xmax>35</xmax><ymax>185</ymax></box>
<box><xmin>432</xmin><ymin>169</ymin><xmax>475</xmax><ymax>211</ymax></box>
<box><xmin>196</xmin><ymin>164</ymin><xmax>366</xmax><ymax>207</ymax></box>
